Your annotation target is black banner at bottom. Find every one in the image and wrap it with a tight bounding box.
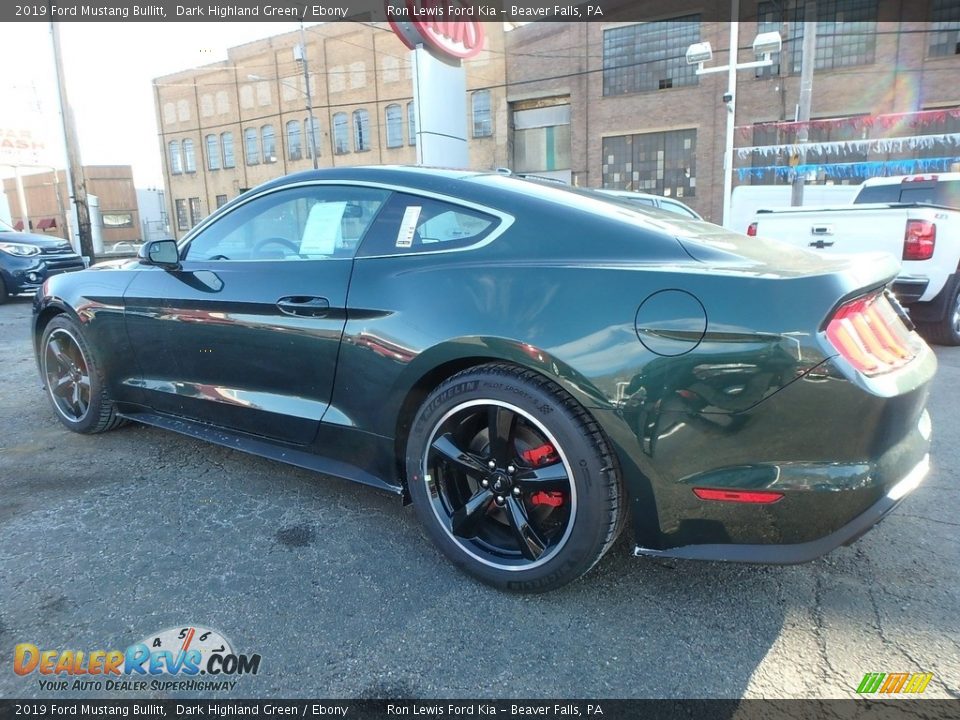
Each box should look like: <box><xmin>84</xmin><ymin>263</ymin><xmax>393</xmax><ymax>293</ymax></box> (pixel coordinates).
<box><xmin>1</xmin><ymin>700</ymin><xmax>959</xmax><ymax>720</ymax></box>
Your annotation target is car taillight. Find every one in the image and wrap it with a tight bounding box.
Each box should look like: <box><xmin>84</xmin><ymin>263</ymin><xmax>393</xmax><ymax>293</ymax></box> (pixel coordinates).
<box><xmin>825</xmin><ymin>292</ymin><xmax>919</xmax><ymax>376</ymax></box>
<box><xmin>747</xmin><ymin>222</ymin><xmax>758</xmax><ymax>236</ymax></box>
<box><xmin>903</xmin><ymin>220</ymin><xmax>935</xmax><ymax>261</ymax></box>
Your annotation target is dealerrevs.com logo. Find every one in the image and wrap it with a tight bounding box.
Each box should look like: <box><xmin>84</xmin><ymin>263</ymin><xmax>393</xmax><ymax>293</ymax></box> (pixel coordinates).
<box><xmin>14</xmin><ymin>626</ymin><xmax>261</xmax><ymax>692</ymax></box>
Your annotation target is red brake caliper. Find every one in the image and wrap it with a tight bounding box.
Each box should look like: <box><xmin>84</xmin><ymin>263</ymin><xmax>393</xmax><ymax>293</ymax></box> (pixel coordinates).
<box><xmin>520</xmin><ymin>444</ymin><xmax>565</xmax><ymax>508</ymax></box>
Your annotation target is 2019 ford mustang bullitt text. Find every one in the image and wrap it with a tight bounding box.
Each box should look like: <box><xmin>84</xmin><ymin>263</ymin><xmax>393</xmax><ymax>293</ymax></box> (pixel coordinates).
<box><xmin>33</xmin><ymin>167</ymin><xmax>935</xmax><ymax>591</ymax></box>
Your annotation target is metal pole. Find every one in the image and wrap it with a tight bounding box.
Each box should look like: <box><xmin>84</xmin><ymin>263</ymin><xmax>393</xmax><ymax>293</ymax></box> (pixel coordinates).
<box><xmin>50</xmin><ymin>19</ymin><xmax>95</xmax><ymax>263</ymax></box>
<box><xmin>791</xmin><ymin>2</ymin><xmax>817</xmax><ymax>206</ymax></box>
<box><xmin>721</xmin><ymin>3</ymin><xmax>739</xmax><ymax>228</ymax></box>
<box><xmin>299</xmin><ymin>22</ymin><xmax>319</xmax><ymax>170</ymax></box>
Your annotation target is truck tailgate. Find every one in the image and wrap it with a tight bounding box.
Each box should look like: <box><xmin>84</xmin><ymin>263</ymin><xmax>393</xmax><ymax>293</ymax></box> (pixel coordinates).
<box><xmin>752</xmin><ymin>205</ymin><xmax>913</xmax><ymax>258</ymax></box>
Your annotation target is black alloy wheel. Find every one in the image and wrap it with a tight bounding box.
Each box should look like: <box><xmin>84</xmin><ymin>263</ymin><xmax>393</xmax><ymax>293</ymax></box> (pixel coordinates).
<box><xmin>40</xmin><ymin>315</ymin><xmax>125</xmax><ymax>434</ymax></box>
<box><xmin>407</xmin><ymin>363</ymin><xmax>624</xmax><ymax>592</ymax></box>
<box><xmin>425</xmin><ymin>399</ymin><xmax>576</xmax><ymax>569</ymax></box>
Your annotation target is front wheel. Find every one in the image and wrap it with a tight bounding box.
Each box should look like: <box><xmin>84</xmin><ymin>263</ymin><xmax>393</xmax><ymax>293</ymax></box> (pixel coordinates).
<box><xmin>406</xmin><ymin>363</ymin><xmax>624</xmax><ymax>592</ymax></box>
<box><xmin>40</xmin><ymin>315</ymin><xmax>125</xmax><ymax>434</ymax></box>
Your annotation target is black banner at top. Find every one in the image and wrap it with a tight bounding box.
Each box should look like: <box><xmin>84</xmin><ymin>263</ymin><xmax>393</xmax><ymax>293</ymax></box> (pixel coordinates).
<box><xmin>2</xmin><ymin>0</ymin><xmax>947</xmax><ymax>23</ymax></box>
<box><xmin>1</xmin><ymin>699</ymin><xmax>960</xmax><ymax>720</ymax></box>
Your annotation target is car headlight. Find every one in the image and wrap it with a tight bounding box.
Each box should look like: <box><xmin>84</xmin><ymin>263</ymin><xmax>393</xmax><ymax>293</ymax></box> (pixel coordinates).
<box><xmin>0</xmin><ymin>242</ymin><xmax>41</xmax><ymax>257</ymax></box>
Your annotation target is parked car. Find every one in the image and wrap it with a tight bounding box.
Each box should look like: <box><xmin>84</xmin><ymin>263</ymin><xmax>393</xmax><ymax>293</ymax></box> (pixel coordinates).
<box><xmin>107</xmin><ymin>241</ymin><xmax>143</xmax><ymax>255</ymax></box>
<box><xmin>748</xmin><ymin>173</ymin><xmax>960</xmax><ymax>345</ymax></box>
<box><xmin>0</xmin><ymin>217</ymin><xmax>85</xmax><ymax>304</ymax></box>
<box><xmin>33</xmin><ymin>167</ymin><xmax>934</xmax><ymax>592</ymax></box>
<box><xmin>593</xmin><ymin>188</ymin><xmax>703</xmax><ymax>220</ymax></box>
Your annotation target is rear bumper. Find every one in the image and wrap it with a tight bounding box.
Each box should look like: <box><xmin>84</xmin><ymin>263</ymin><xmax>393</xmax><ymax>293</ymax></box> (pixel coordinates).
<box><xmin>633</xmin><ymin>453</ymin><xmax>929</xmax><ymax>563</ymax></box>
<box><xmin>893</xmin><ymin>278</ymin><xmax>929</xmax><ymax>305</ymax></box>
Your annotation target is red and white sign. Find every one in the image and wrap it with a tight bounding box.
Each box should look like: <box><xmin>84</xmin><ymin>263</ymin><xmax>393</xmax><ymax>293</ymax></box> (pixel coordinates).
<box><xmin>388</xmin><ymin>0</ymin><xmax>486</xmax><ymax>61</ymax></box>
<box><xmin>0</xmin><ymin>127</ymin><xmax>47</xmax><ymax>167</ymax></box>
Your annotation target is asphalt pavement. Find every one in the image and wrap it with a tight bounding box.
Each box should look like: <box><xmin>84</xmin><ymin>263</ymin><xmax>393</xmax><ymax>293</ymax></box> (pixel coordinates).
<box><xmin>0</xmin><ymin>296</ymin><xmax>957</xmax><ymax>699</ymax></box>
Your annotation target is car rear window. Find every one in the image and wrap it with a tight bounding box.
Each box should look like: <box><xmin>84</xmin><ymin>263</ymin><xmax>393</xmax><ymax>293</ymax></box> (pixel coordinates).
<box><xmin>854</xmin><ymin>179</ymin><xmax>960</xmax><ymax>208</ymax></box>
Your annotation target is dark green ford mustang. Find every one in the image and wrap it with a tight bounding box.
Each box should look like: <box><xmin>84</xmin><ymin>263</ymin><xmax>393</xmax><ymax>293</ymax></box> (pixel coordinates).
<box><xmin>33</xmin><ymin>167</ymin><xmax>935</xmax><ymax>591</ymax></box>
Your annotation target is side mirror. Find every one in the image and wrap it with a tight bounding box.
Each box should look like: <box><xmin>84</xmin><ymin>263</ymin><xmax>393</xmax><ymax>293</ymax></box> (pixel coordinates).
<box><xmin>139</xmin><ymin>239</ymin><xmax>180</xmax><ymax>269</ymax></box>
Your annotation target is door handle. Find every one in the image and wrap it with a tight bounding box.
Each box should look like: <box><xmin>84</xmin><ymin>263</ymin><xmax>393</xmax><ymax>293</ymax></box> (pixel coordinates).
<box><xmin>276</xmin><ymin>296</ymin><xmax>330</xmax><ymax>317</ymax></box>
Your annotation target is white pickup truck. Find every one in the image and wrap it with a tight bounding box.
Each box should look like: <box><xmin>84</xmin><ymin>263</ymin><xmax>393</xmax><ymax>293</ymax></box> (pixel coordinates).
<box><xmin>748</xmin><ymin>173</ymin><xmax>960</xmax><ymax>345</ymax></box>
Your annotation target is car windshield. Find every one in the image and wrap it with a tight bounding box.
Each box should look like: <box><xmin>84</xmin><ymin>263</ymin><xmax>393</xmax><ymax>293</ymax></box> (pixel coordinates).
<box><xmin>0</xmin><ymin>217</ymin><xmax>15</xmax><ymax>232</ymax></box>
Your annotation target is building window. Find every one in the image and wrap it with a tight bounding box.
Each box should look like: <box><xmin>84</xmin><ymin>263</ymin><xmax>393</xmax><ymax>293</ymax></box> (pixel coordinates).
<box><xmin>206</xmin><ymin>134</ymin><xmax>220</xmax><ymax>171</ymax></box>
<box><xmin>408</xmin><ymin>102</ymin><xmax>416</xmax><ymax>145</ymax></box>
<box><xmin>216</xmin><ymin>194</ymin><xmax>228</xmax><ymax>209</ymax></box>
<box><xmin>603</xmin><ymin>16</ymin><xmax>700</xmax><ymax>95</ymax></box>
<box><xmin>244</xmin><ymin>128</ymin><xmax>259</xmax><ymax>165</ymax></box>
<box><xmin>168</xmin><ymin>140</ymin><xmax>183</xmax><ymax>175</ymax></box>
<box><xmin>333</xmin><ymin>113</ymin><xmax>349</xmax><ymax>154</ymax></box>
<box><xmin>305</xmin><ymin>118</ymin><xmax>320</xmax><ymax>158</ymax></box>
<box><xmin>471</xmin><ymin>90</ymin><xmax>492</xmax><ymax>137</ymax></box>
<box><xmin>287</xmin><ymin>120</ymin><xmax>302</xmax><ymax>161</ymax></box>
<box><xmin>261</xmin><ymin>125</ymin><xmax>276</xmax><ymax>163</ymax></box>
<box><xmin>602</xmin><ymin>129</ymin><xmax>697</xmax><ymax>199</ymax></box>
<box><xmin>382</xmin><ymin>55</ymin><xmax>400</xmax><ymax>83</ymax></box>
<box><xmin>353</xmin><ymin>109</ymin><xmax>371</xmax><ymax>152</ymax></box>
<box><xmin>757</xmin><ymin>0</ymin><xmax>877</xmax><ymax>74</ymax></box>
<box><xmin>189</xmin><ymin>197</ymin><xmax>202</xmax><ymax>227</ymax></box>
<box><xmin>163</xmin><ymin>102</ymin><xmax>177</xmax><ymax>125</ymax></box>
<box><xmin>183</xmin><ymin>139</ymin><xmax>196</xmax><ymax>173</ymax></box>
<box><xmin>349</xmin><ymin>61</ymin><xmax>366</xmax><ymax>89</ymax></box>
<box><xmin>175</xmin><ymin>199</ymin><xmax>189</xmax><ymax>230</ymax></box>
<box><xmin>102</xmin><ymin>213</ymin><xmax>133</xmax><ymax>228</ymax></box>
<box><xmin>221</xmin><ymin>132</ymin><xmax>235</xmax><ymax>168</ymax></box>
<box><xmin>385</xmin><ymin>104</ymin><xmax>403</xmax><ymax>148</ymax></box>
<box><xmin>930</xmin><ymin>0</ymin><xmax>960</xmax><ymax>56</ymax></box>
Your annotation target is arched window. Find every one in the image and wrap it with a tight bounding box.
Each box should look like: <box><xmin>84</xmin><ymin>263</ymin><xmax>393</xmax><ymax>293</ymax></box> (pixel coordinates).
<box><xmin>305</xmin><ymin>117</ymin><xmax>321</xmax><ymax>158</ymax></box>
<box><xmin>353</xmin><ymin>108</ymin><xmax>370</xmax><ymax>152</ymax></box>
<box><xmin>471</xmin><ymin>90</ymin><xmax>492</xmax><ymax>138</ymax></box>
<box><xmin>168</xmin><ymin>140</ymin><xmax>183</xmax><ymax>174</ymax></box>
<box><xmin>385</xmin><ymin>104</ymin><xmax>402</xmax><ymax>148</ymax></box>
<box><xmin>261</xmin><ymin>125</ymin><xmax>276</xmax><ymax>163</ymax></box>
<box><xmin>244</xmin><ymin>128</ymin><xmax>259</xmax><ymax>165</ymax></box>
<box><xmin>407</xmin><ymin>102</ymin><xmax>416</xmax><ymax>146</ymax></box>
<box><xmin>206</xmin><ymin>134</ymin><xmax>220</xmax><ymax>170</ymax></box>
<box><xmin>182</xmin><ymin>139</ymin><xmax>196</xmax><ymax>172</ymax></box>
<box><xmin>333</xmin><ymin>113</ymin><xmax>349</xmax><ymax>155</ymax></box>
<box><xmin>286</xmin><ymin>120</ymin><xmax>302</xmax><ymax>161</ymax></box>
<box><xmin>221</xmin><ymin>132</ymin><xmax>235</xmax><ymax>168</ymax></box>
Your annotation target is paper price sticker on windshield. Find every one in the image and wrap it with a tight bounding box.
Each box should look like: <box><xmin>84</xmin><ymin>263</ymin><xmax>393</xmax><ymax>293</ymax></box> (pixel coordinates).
<box><xmin>396</xmin><ymin>206</ymin><xmax>422</xmax><ymax>248</ymax></box>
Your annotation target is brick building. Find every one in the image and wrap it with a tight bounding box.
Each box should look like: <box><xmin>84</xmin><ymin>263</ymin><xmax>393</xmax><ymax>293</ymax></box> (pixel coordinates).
<box><xmin>506</xmin><ymin>3</ymin><xmax>960</xmax><ymax>223</ymax></box>
<box><xmin>155</xmin><ymin>11</ymin><xmax>960</xmax><ymax>230</ymax></box>
<box><xmin>154</xmin><ymin>22</ymin><xmax>509</xmax><ymax>239</ymax></box>
<box><xmin>3</xmin><ymin>165</ymin><xmax>141</xmax><ymax>248</ymax></box>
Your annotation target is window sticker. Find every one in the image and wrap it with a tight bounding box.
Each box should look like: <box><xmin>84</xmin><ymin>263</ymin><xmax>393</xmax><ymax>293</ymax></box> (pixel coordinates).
<box><xmin>300</xmin><ymin>202</ymin><xmax>346</xmax><ymax>255</ymax></box>
<box><xmin>396</xmin><ymin>205</ymin><xmax>422</xmax><ymax>248</ymax></box>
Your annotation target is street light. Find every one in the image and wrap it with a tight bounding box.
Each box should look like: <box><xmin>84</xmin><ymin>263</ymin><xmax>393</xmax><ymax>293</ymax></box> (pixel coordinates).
<box><xmin>687</xmin><ymin>9</ymin><xmax>781</xmax><ymax>228</ymax></box>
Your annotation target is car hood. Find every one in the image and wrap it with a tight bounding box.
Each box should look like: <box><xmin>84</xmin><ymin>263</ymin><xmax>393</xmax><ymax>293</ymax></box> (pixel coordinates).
<box><xmin>0</xmin><ymin>231</ymin><xmax>75</xmax><ymax>253</ymax></box>
<box><xmin>89</xmin><ymin>257</ymin><xmax>140</xmax><ymax>270</ymax></box>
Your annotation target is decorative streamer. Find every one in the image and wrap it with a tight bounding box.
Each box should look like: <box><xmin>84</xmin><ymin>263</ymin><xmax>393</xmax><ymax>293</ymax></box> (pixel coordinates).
<box><xmin>736</xmin><ymin>156</ymin><xmax>960</xmax><ymax>182</ymax></box>
<box><xmin>735</xmin><ymin>133</ymin><xmax>960</xmax><ymax>160</ymax></box>
<box><xmin>736</xmin><ymin>108</ymin><xmax>960</xmax><ymax>140</ymax></box>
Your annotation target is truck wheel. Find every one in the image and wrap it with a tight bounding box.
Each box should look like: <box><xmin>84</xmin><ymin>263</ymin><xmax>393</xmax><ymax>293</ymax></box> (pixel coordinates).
<box><xmin>0</xmin><ymin>276</ymin><xmax>7</xmax><ymax>305</ymax></box>
<box><xmin>917</xmin><ymin>283</ymin><xmax>960</xmax><ymax>346</ymax></box>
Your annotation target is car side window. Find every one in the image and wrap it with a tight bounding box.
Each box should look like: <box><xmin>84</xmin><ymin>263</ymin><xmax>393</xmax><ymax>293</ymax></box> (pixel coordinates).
<box><xmin>183</xmin><ymin>185</ymin><xmax>390</xmax><ymax>262</ymax></box>
<box><xmin>630</xmin><ymin>197</ymin><xmax>657</xmax><ymax>208</ymax></box>
<box><xmin>357</xmin><ymin>193</ymin><xmax>500</xmax><ymax>257</ymax></box>
<box><xmin>660</xmin><ymin>200</ymin><xmax>698</xmax><ymax>219</ymax></box>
